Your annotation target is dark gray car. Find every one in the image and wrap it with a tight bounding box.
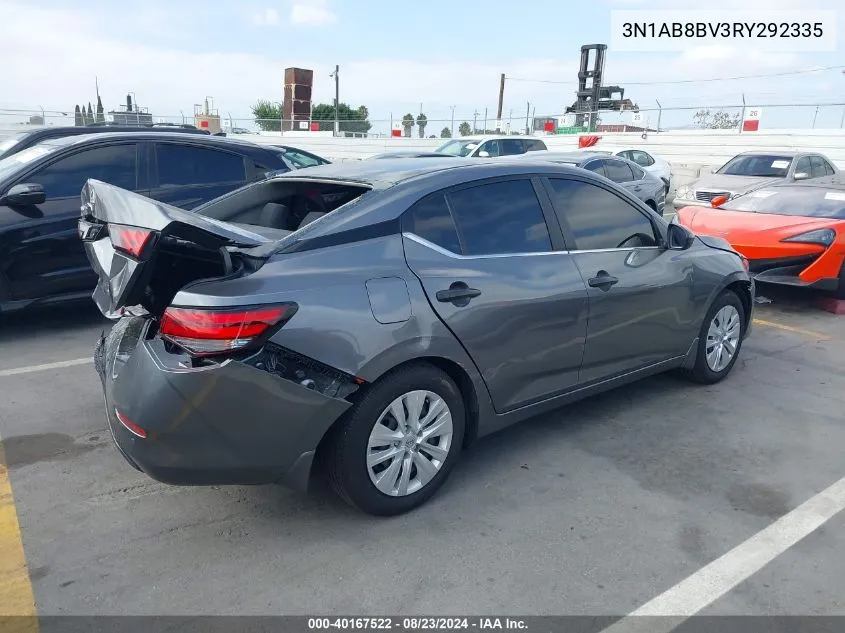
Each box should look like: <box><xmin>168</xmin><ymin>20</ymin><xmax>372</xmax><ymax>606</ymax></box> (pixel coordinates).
<box><xmin>81</xmin><ymin>159</ymin><xmax>754</xmax><ymax>516</ymax></box>
<box><xmin>511</xmin><ymin>151</ymin><xmax>666</xmax><ymax>216</ymax></box>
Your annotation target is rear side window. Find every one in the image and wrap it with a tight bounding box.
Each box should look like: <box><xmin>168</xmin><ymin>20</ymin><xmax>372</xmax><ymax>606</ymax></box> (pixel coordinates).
<box><xmin>499</xmin><ymin>139</ymin><xmax>525</xmax><ymax>156</ymax></box>
<box><xmin>630</xmin><ymin>164</ymin><xmax>645</xmax><ymax>180</ymax></box>
<box><xmin>525</xmin><ymin>139</ymin><xmax>547</xmax><ymax>152</ymax></box>
<box><xmin>810</xmin><ymin>156</ymin><xmax>829</xmax><ymax>179</ymax></box>
<box><xmin>29</xmin><ymin>144</ymin><xmax>137</xmax><ymax>198</ymax></box>
<box><xmin>404</xmin><ymin>195</ymin><xmax>461</xmax><ymax>254</ymax></box>
<box><xmin>630</xmin><ymin>150</ymin><xmax>655</xmax><ymax>167</ymax></box>
<box><xmin>156</xmin><ymin>144</ymin><xmax>246</xmax><ymax>187</ymax></box>
<box><xmin>583</xmin><ymin>160</ymin><xmax>605</xmax><ymax>177</ymax></box>
<box><xmin>447</xmin><ymin>179</ymin><xmax>551</xmax><ymax>255</ymax></box>
<box><xmin>604</xmin><ymin>159</ymin><xmax>635</xmax><ymax>183</ymax></box>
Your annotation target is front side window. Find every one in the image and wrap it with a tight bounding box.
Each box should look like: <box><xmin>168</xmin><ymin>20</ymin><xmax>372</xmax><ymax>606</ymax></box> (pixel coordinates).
<box><xmin>447</xmin><ymin>179</ymin><xmax>551</xmax><ymax>255</ymax></box>
<box><xmin>404</xmin><ymin>194</ymin><xmax>461</xmax><ymax>253</ymax></box>
<box><xmin>29</xmin><ymin>144</ymin><xmax>137</xmax><ymax>198</ymax></box>
<box><xmin>547</xmin><ymin>178</ymin><xmax>658</xmax><ymax>251</ymax></box>
<box><xmin>794</xmin><ymin>156</ymin><xmax>811</xmax><ymax>177</ymax></box>
<box><xmin>477</xmin><ymin>140</ymin><xmax>501</xmax><ymax>157</ymax></box>
<box><xmin>156</xmin><ymin>144</ymin><xmax>246</xmax><ymax>187</ymax></box>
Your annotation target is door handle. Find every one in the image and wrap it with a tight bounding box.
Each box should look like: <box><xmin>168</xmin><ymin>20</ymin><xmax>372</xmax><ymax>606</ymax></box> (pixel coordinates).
<box><xmin>587</xmin><ymin>271</ymin><xmax>619</xmax><ymax>289</ymax></box>
<box><xmin>436</xmin><ymin>282</ymin><xmax>482</xmax><ymax>304</ymax></box>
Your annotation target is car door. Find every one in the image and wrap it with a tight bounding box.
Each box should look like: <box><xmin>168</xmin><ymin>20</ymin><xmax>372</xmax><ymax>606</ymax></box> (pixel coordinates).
<box><xmin>543</xmin><ymin>176</ymin><xmax>695</xmax><ymax>384</ymax></box>
<box><xmin>401</xmin><ymin>177</ymin><xmax>590</xmax><ymax>413</ymax></box>
<box><xmin>0</xmin><ymin>142</ymin><xmax>144</xmax><ymax>302</ymax></box>
<box><xmin>149</xmin><ymin>142</ymin><xmax>249</xmax><ymax>209</ymax></box>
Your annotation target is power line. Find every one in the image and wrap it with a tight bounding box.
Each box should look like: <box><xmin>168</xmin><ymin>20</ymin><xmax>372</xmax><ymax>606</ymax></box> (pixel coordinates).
<box><xmin>506</xmin><ymin>64</ymin><xmax>845</xmax><ymax>87</ymax></box>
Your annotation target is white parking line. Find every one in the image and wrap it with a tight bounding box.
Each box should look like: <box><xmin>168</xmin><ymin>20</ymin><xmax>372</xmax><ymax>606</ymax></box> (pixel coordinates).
<box><xmin>601</xmin><ymin>476</ymin><xmax>845</xmax><ymax>633</ymax></box>
<box><xmin>0</xmin><ymin>358</ymin><xmax>92</xmax><ymax>377</ymax></box>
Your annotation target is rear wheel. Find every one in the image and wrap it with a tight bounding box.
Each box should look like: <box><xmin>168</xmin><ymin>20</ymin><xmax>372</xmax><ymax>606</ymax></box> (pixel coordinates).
<box><xmin>325</xmin><ymin>363</ymin><xmax>465</xmax><ymax>516</ymax></box>
<box><xmin>832</xmin><ymin>260</ymin><xmax>845</xmax><ymax>300</ymax></box>
<box><xmin>680</xmin><ymin>290</ymin><xmax>746</xmax><ymax>384</ymax></box>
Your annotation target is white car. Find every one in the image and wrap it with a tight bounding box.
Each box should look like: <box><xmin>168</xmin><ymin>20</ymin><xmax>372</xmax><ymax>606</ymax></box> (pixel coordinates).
<box><xmin>435</xmin><ymin>135</ymin><xmax>548</xmax><ymax>158</ymax></box>
<box><xmin>580</xmin><ymin>146</ymin><xmax>673</xmax><ymax>193</ymax></box>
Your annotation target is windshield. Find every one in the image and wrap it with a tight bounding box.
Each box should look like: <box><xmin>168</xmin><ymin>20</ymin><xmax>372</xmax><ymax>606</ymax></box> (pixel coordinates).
<box><xmin>435</xmin><ymin>140</ymin><xmax>480</xmax><ymax>157</ymax></box>
<box><xmin>0</xmin><ymin>133</ymin><xmax>27</xmax><ymax>157</ymax></box>
<box><xmin>0</xmin><ymin>143</ymin><xmax>58</xmax><ymax>182</ymax></box>
<box><xmin>720</xmin><ymin>187</ymin><xmax>845</xmax><ymax>218</ymax></box>
<box><xmin>717</xmin><ymin>155</ymin><xmax>793</xmax><ymax>177</ymax></box>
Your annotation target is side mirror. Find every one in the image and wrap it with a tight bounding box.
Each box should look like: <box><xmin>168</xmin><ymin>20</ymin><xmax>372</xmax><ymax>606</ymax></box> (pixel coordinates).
<box><xmin>794</xmin><ymin>172</ymin><xmax>810</xmax><ymax>181</ymax></box>
<box><xmin>477</xmin><ymin>151</ymin><xmax>490</xmax><ymax>158</ymax></box>
<box><xmin>667</xmin><ymin>222</ymin><xmax>695</xmax><ymax>250</ymax></box>
<box><xmin>711</xmin><ymin>194</ymin><xmax>729</xmax><ymax>207</ymax></box>
<box><xmin>2</xmin><ymin>183</ymin><xmax>46</xmax><ymax>207</ymax></box>
<box><xmin>709</xmin><ymin>167</ymin><xmax>718</xmax><ymax>174</ymax></box>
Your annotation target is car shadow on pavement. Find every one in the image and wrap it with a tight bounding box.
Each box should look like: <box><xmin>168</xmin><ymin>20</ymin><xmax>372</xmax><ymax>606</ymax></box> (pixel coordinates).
<box><xmin>0</xmin><ymin>301</ymin><xmax>111</xmax><ymax>342</ymax></box>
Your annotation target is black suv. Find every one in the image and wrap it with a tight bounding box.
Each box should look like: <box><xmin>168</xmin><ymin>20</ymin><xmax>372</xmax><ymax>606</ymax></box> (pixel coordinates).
<box><xmin>0</xmin><ymin>132</ymin><xmax>326</xmax><ymax>313</ymax></box>
<box><xmin>0</xmin><ymin>125</ymin><xmax>215</xmax><ymax>160</ymax></box>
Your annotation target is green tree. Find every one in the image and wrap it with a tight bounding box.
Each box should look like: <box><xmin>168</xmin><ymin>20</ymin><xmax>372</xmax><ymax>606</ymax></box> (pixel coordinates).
<box><xmin>401</xmin><ymin>113</ymin><xmax>415</xmax><ymax>137</ymax></box>
<box><xmin>251</xmin><ymin>100</ymin><xmax>283</xmax><ymax>131</ymax></box>
<box><xmin>458</xmin><ymin>121</ymin><xmax>471</xmax><ymax>136</ymax></box>
<box><xmin>440</xmin><ymin>127</ymin><xmax>451</xmax><ymax>138</ymax></box>
<box><xmin>311</xmin><ymin>102</ymin><xmax>372</xmax><ymax>134</ymax></box>
<box><xmin>96</xmin><ymin>95</ymin><xmax>105</xmax><ymax>123</ymax></box>
<box><xmin>416</xmin><ymin>113</ymin><xmax>427</xmax><ymax>138</ymax></box>
<box><xmin>74</xmin><ymin>105</ymin><xmax>83</xmax><ymax>126</ymax></box>
<box><xmin>692</xmin><ymin>108</ymin><xmax>741</xmax><ymax>130</ymax></box>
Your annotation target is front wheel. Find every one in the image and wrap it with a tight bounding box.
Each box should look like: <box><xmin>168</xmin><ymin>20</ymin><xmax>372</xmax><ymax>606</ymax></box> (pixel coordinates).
<box><xmin>680</xmin><ymin>290</ymin><xmax>746</xmax><ymax>384</ymax></box>
<box><xmin>325</xmin><ymin>363</ymin><xmax>465</xmax><ymax>516</ymax></box>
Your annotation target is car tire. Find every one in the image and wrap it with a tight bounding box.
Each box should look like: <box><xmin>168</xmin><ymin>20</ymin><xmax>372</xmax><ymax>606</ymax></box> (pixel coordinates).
<box><xmin>325</xmin><ymin>363</ymin><xmax>466</xmax><ymax>516</ymax></box>
<box><xmin>831</xmin><ymin>260</ymin><xmax>845</xmax><ymax>300</ymax></box>
<box><xmin>680</xmin><ymin>289</ymin><xmax>746</xmax><ymax>385</ymax></box>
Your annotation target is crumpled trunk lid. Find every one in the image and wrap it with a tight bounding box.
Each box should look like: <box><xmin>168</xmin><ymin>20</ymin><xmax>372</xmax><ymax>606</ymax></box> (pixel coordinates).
<box><xmin>79</xmin><ymin>179</ymin><xmax>272</xmax><ymax>318</ymax></box>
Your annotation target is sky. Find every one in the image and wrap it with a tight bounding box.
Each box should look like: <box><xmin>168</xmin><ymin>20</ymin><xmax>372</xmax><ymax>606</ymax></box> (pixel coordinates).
<box><xmin>1</xmin><ymin>0</ymin><xmax>844</xmax><ymax>133</ymax></box>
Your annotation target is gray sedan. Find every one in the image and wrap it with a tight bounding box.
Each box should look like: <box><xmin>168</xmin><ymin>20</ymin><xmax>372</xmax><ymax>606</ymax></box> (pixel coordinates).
<box><xmin>673</xmin><ymin>150</ymin><xmax>840</xmax><ymax>209</ymax></box>
<box><xmin>81</xmin><ymin>158</ymin><xmax>753</xmax><ymax>516</ymax></box>
<box><xmin>511</xmin><ymin>151</ymin><xmax>666</xmax><ymax>216</ymax></box>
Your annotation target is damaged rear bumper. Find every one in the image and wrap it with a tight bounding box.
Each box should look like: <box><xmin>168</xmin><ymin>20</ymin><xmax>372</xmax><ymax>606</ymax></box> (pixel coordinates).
<box><xmin>95</xmin><ymin>317</ymin><xmax>352</xmax><ymax>491</ymax></box>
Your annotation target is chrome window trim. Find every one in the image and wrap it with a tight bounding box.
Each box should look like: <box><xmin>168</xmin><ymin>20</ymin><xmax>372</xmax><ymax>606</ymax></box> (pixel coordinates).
<box><xmin>403</xmin><ymin>232</ymin><xmax>661</xmax><ymax>258</ymax></box>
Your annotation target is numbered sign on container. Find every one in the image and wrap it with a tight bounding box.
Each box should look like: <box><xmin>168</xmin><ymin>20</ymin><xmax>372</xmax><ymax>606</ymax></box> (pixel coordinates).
<box><xmin>391</xmin><ymin>122</ymin><xmax>402</xmax><ymax>138</ymax></box>
<box><xmin>631</xmin><ymin>112</ymin><xmax>644</xmax><ymax>125</ymax></box>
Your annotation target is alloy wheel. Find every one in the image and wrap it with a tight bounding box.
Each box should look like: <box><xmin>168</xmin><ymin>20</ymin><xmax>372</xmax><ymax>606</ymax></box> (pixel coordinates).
<box><xmin>366</xmin><ymin>390</ymin><xmax>454</xmax><ymax>497</ymax></box>
<box><xmin>706</xmin><ymin>305</ymin><xmax>741</xmax><ymax>372</ymax></box>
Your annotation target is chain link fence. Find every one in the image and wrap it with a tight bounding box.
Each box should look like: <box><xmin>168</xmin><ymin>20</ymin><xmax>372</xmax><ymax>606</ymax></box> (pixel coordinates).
<box><xmin>3</xmin><ymin>102</ymin><xmax>845</xmax><ymax>140</ymax></box>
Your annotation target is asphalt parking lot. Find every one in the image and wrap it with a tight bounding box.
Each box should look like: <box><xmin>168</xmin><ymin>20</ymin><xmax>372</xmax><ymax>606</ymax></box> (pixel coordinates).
<box><xmin>1</xmin><ymin>286</ymin><xmax>844</xmax><ymax>620</ymax></box>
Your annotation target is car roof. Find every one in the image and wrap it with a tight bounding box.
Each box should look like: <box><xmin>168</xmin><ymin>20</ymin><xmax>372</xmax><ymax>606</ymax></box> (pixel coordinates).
<box><xmin>734</xmin><ymin>150</ymin><xmax>803</xmax><ymax>158</ymax></box>
<box><xmin>266</xmin><ymin>156</ymin><xmax>582</xmax><ymax>188</ymax></box>
<box><xmin>451</xmin><ymin>135</ymin><xmax>542</xmax><ymax>142</ymax></box>
<box><xmin>39</xmin><ymin>131</ymin><xmax>263</xmax><ymax>150</ymax></box>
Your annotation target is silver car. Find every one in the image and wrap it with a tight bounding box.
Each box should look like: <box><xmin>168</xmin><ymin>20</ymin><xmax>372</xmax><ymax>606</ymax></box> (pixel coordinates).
<box><xmin>513</xmin><ymin>151</ymin><xmax>666</xmax><ymax>216</ymax></box>
<box><xmin>673</xmin><ymin>151</ymin><xmax>839</xmax><ymax>209</ymax></box>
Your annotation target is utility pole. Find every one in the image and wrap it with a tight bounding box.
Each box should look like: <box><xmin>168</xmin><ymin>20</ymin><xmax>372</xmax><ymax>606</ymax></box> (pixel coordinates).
<box><xmin>450</xmin><ymin>105</ymin><xmax>456</xmax><ymax>137</ymax></box>
<box><xmin>330</xmin><ymin>65</ymin><xmax>340</xmax><ymax>136</ymax></box>
<box><xmin>473</xmin><ymin>109</ymin><xmax>479</xmax><ymax>134</ymax></box>
<box><xmin>496</xmin><ymin>74</ymin><xmax>505</xmax><ymax>132</ymax></box>
<box><xmin>525</xmin><ymin>102</ymin><xmax>530</xmax><ymax>135</ymax></box>
<box><xmin>483</xmin><ymin>108</ymin><xmax>487</xmax><ymax>133</ymax></box>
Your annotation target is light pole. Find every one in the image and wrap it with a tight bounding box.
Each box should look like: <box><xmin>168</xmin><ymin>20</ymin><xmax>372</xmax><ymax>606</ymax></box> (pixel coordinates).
<box><xmin>450</xmin><ymin>105</ymin><xmax>455</xmax><ymax>137</ymax></box>
<box><xmin>329</xmin><ymin>65</ymin><xmax>340</xmax><ymax>136</ymax></box>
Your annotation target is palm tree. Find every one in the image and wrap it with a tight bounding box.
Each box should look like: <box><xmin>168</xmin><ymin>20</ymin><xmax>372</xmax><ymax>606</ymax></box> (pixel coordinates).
<box><xmin>458</xmin><ymin>121</ymin><xmax>471</xmax><ymax>136</ymax></box>
<box><xmin>416</xmin><ymin>113</ymin><xmax>427</xmax><ymax>138</ymax></box>
<box><xmin>440</xmin><ymin>127</ymin><xmax>451</xmax><ymax>138</ymax></box>
<box><xmin>402</xmin><ymin>113</ymin><xmax>415</xmax><ymax>137</ymax></box>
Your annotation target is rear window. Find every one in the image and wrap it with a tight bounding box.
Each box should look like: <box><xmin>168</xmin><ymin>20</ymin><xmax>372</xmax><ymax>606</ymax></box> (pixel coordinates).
<box><xmin>721</xmin><ymin>187</ymin><xmax>845</xmax><ymax>218</ymax></box>
<box><xmin>717</xmin><ymin>155</ymin><xmax>793</xmax><ymax>177</ymax></box>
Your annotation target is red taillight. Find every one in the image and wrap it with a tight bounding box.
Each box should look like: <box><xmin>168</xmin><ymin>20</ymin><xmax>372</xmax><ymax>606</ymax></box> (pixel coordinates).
<box><xmin>115</xmin><ymin>409</ymin><xmax>147</xmax><ymax>438</ymax></box>
<box><xmin>158</xmin><ymin>304</ymin><xmax>297</xmax><ymax>356</ymax></box>
<box><xmin>110</xmin><ymin>224</ymin><xmax>153</xmax><ymax>258</ymax></box>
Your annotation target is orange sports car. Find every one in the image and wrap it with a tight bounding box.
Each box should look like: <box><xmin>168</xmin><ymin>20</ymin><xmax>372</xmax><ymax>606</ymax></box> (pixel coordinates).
<box><xmin>674</xmin><ymin>180</ymin><xmax>845</xmax><ymax>298</ymax></box>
